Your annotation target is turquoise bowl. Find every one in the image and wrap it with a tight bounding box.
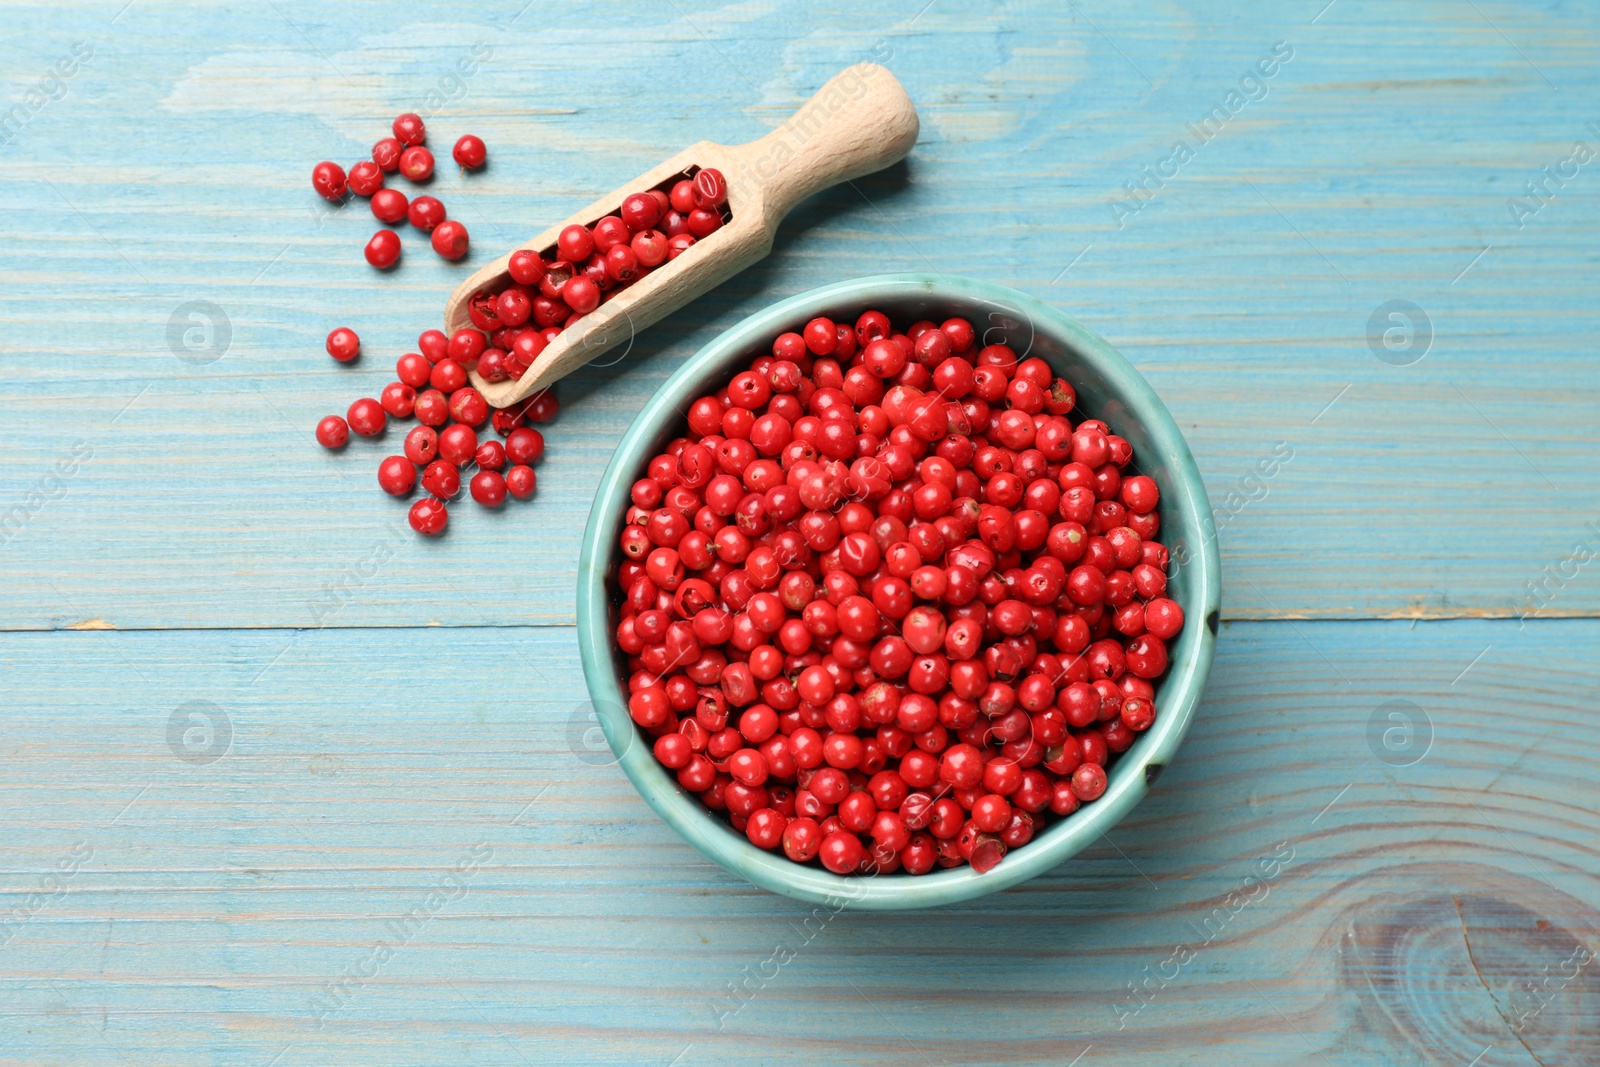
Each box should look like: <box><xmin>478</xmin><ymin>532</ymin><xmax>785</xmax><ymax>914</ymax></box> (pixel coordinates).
<box><xmin>577</xmin><ymin>274</ymin><xmax>1221</xmax><ymax>910</ymax></box>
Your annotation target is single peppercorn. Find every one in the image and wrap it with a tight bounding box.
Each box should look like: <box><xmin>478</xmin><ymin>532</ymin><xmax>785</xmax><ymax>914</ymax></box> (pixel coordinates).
<box><xmin>315</xmin><ymin>415</ymin><xmax>349</xmax><ymax>449</ymax></box>
<box><xmin>372</xmin><ymin>138</ymin><xmax>402</xmax><ymax>172</ymax></box>
<box><xmin>392</xmin><ymin>112</ymin><xmax>426</xmax><ymax>146</ymax></box>
<box><xmin>347</xmin><ymin>160</ymin><xmax>384</xmax><ymax>197</ymax></box>
<box><xmin>563</xmin><ymin>276</ymin><xmax>600</xmax><ymax>314</ymax></box>
<box><xmin>431</xmin><ymin>221</ymin><xmax>469</xmax><ymax>260</ymax></box>
<box><xmin>364</xmin><ymin>230</ymin><xmax>401</xmax><ymax>269</ymax></box>
<box><xmin>399</xmin><ymin>145</ymin><xmax>434</xmax><ymax>182</ymax></box>
<box><xmin>470</xmin><ymin>470</ymin><xmax>508</xmax><ymax>506</ymax></box>
<box><xmin>508</xmin><ymin>249</ymin><xmax>546</xmax><ymax>285</ymax></box>
<box><xmin>379</xmin><ymin>382</ymin><xmax>416</xmax><ymax>418</ymax></box>
<box><xmin>325</xmin><ymin>327</ymin><xmax>360</xmax><ymax>363</ymax></box>
<box><xmin>370</xmin><ymin>187</ymin><xmax>408</xmax><ymax>224</ymax></box>
<box><xmin>408</xmin><ymin>496</ymin><xmax>448</xmax><ymax>535</ymax></box>
<box><xmin>403</xmin><ymin>426</ymin><xmax>439</xmax><ymax>465</ymax></box>
<box><xmin>692</xmin><ymin>167</ymin><xmax>728</xmax><ymax>209</ymax></box>
<box><xmin>505</xmin><ymin>465</ymin><xmax>536</xmax><ymax>500</ymax></box>
<box><xmin>377</xmin><ymin>455</ymin><xmax>416</xmax><ymax>497</ymax></box>
<box><xmin>346</xmin><ymin>397</ymin><xmax>386</xmax><ymax>437</ymax></box>
<box><xmin>407</xmin><ymin>195</ymin><xmax>446</xmax><ymax>231</ymax></box>
<box><xmin>453</xmin><ymin>134</ymin><xmax>487</xmax><ymax>170</ymax></box>
<box><xmin>311</xmin><ymin>161</ymin><xmax>347</xmax><ymax>201</ymax></box>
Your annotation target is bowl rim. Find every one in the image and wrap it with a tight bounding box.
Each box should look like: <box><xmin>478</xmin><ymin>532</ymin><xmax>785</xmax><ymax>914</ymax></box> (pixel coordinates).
<box><xmin>577</xmin><ymin>273</ymin><xmax>1221</xmax><ymax>910</ymax></box>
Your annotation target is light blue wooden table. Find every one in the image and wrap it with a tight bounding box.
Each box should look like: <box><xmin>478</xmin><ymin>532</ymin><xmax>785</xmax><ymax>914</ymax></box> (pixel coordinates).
<box><xmin>3</xmin><ymin>1</ymin><xmax>1598</xmax><ymax>1063</ymax></box>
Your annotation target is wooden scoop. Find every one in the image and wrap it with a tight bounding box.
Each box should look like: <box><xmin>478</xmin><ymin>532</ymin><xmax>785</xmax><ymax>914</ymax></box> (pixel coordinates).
<box><xmin>445</xmin><ymin>63</ymin><xmax>919</xmax><ymax>408</ymax></box>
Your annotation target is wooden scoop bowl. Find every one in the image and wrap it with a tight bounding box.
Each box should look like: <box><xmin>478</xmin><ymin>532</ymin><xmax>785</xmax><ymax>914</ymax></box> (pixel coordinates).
<box><xmin>445</xmin><ymin>63</ymin><xmax>919</xmax><ymax>408</ymax></box>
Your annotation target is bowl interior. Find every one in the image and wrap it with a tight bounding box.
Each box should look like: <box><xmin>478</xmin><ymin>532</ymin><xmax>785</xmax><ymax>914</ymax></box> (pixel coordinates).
<box><xmin>577</xmin><ymin>274</ymin><xmax>1221</xmax><ymax>910</ymax></box>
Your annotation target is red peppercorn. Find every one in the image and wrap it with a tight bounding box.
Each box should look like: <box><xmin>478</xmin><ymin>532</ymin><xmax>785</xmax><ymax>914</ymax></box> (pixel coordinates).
<box><xmin>346</xmin><ymin>398</ymin><xmax>386</xmax><ymax>437</ymax></box>
<box><xmin>408</xmin><ymin>496</ymin><xmax>448</xmax><ymax>536</ymax></box>
<box><xmin>818</xmin><ymin>830</ymin><xmax>865</xmax><ymax>874</ymax></box>
<box><xmin>970</xmin><ymin>794</ymin><xmax>1012</xmax><ymax>833</ymax></box>
<box><xmin>417</xmin><ymin>329</ymin><xmax>449</xmax><ymax>362</ymax></box>
<box><xmin>431</xmin><ymin>221</ymin><xmax>469</xmax><ymax>260</ymax></box>
<box><xmin>539</xmin><ymin>261</ymin><xmax>574</xmax><ymax>300</ymax></box>
<box><xmin>407</xmin><ymin>195</ymin><xmax>446</xmax><ymax>231</ymax></box>
<box><xmin>474</xmin><ymin>440</ymin><xmax>507</xmax><ymax>471</ymax></box>
<box><xmin>1071</xmin><ymin>763</ymin><xmax>1107</xmax><ymax>801</ymax></box>
<box><xmin>421</xmin><ymin>460</ymin><xmax>460</xmax><ymax>500</ymax></box>
<box><xmin>693</xmin><ymin>168</ymin><xmax>728</xmax><ymax>209</ymax></box>
<box><xmin>450</xmin><ymin>388</ymin><xmax>489</xmax><ymax>428</ymax></box>
<box><xmin>1144</xmin><ymin>598</ymin><xmax>1184</xmax><ymax>640</ymax></box>
<box><xmin>1124</xmin><ymin>635</ymin><xmax>1168</xmax><ymax>679</ymax></box>
<box><xmin>470</xmin><ymin>470</ymin><xmax>508</xmax><ymax>507</ymax></box>
<box><xmin>392</xmin><ymin>113</ymin><xmax>426</xmax><ymax>146</ymax></box>
<box><xmin>377</xmin><ymin>455</ymin><xmax>416</xmax><ymax>496</ymax></box>
<box><xmin>505</xmin><ymin>335</ymin><xmax>544</xmax><ymax>379</ymax></box>
<box><xmin>316</xmin><ymin>415</ymin><xmax>349</xmax><ymax>449</ymax></box>
<box><xmin>447</xmin><ymin>329</ymin><xmax>486</xmax><ymax>364</ymax></box>
<box><xmin>467</xmin><ymin>291</ymin><xmax>502</xmax><ymax>332</ymax></box>
<box><xmin>605</xmin><ymin>244</ymin><xmax>640</xmax><ymax>284</ymax></box>
<box><xmin>632</xmin><ymin>229</ymin><xmax>668</xmax><ymax>267</ymax></box>
<box><xmin>505</xmin><ymin>427</ymin><xmax>545</xmax><ymax>465</ymax></box>
<box><xmin>347</xmin><ymin>161</ymin><xmax>383</xmax><ymax>197</ymax></box>
<box><xmin>311</xmin><ymin>161</ymin><xmax>347</xmax><ymax>201</ymax></box>
<box><xmin>403</xmin><ymin>426</ymin><xmax>439</xmax><ymax>465</ymax></box>
<box><xmin>687</xmin><ymin>208</ymin><xmax>722</xmax><ymax>238</ymax></box>
<box><xmin>370</xmin><ymin>187</ymin><xmax>408</xmax><ymax>224</ymax></box>
<box><xmin>372</xmin><ymin>137</ymin><xmax>402</xmax><ymax>172</ymax></box>
<box><xmin>747</xmin><ymin>808</ymin><xmax>787</xmax><ymax>850</ymax></box>
<box><xmin>429</xmin><ymin>358</ymin><xmax>467</xmax><ymax>394</ymax></box>
<box><xmin>325</xmin><ymin>327</ymin><xmax>360</xmax><ymax>363</ymax></box>
<box><xmin>413</xmin><ymin>389</ymin><xmax>448</xmax><ymax>427</ymax></box>
<box><xmin>438</xmin><ymin>424</ymin><xmax>478</xmax><ymax>467</ymax></box>
<box><xmin>592</xmin><ymin>216</ymin><xmax>630</xmax><ymax>252</ymax></box>
<box><xmin>783</xmin><ymin>818</ymin><xmax>821</xmax><ymax>862</ymax></box>
<box><xmin>803</xmin><ymin>317</ymin><xmax>838</xmax><ymax>356</ymax></box>
<box><xmin>508</xmin><ymin>249</ymin><xmax>546</xmax><ymax>286</ymax></box>
<box><xmin>563</xmin><ymin>276</ymin><xmax>600</xmax><ymax>314</ymax></box>
<box><xmin>669</xmin><ymin>179</ymin><xmax>697</xmax><ymax>214</ymax></box>
<box><xmin>494</xmin><ymin>289</ymin><xmax>529</xmax><ymax>328</ymax></box>
<box><xmin>380</xmin><ymin>381</ymin><xmax>416</xmax><ymax>418</ymax></box>
<box><xmin>396</xmin><ymin>352</ymin><xmax>432</xmax><ymax>388</ymax></box>
<box><xmin>505</xmin><ymin>465</ymin><xmax>537</xmax><ymax>500</ymax></box>
<box><xmin>489</xmin><ymin>404</ymin><xmax>524</xmax><ymax>437</ymax></box>
<box><xmin>1121</xmin><ymin>698</ymin><xmax>1155</xmax><ymax>732</ymax></box>
<box><xmin>600</xmin><ymin>307</ymin><xmax>1181</xmax><ymax>874</ymax></box>
<box><xmin>621</xmin><ymin>192</ymin><xmax>661</xmax><ymax>231</ymax></box>
<box><xmin>364</xmin><ymin>230</ymin><xmax>401</xmax><ymax>269</ymax></box>
<box><xmin>453</xmin><ymin>134</ymin><xmax>487</xmax><ymax>170</ymax></box>
<box><xmin>399</xmin><ymin>145</ymin><xmax>434</xmax><ymax>182</ymax></box>
<box><xmin>558</xmin><ymin>224</ymin><xmax>595</xmax><ymax>263</ymax></box>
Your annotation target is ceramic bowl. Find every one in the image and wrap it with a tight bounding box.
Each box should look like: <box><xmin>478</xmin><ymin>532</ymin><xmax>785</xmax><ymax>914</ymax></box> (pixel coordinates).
<box><xmin>576</xmin><ymin>273</ymin><xmax>1221</xmax><ymax>910</ymax></box>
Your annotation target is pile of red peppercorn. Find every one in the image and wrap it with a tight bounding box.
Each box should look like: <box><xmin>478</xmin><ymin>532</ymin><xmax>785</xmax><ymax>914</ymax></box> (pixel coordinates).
<box><xmin>462</xmin><ymin>168</ymin><xmax>729</xmax><ymax>385</ymax></box>
<box><xmin>315</xmin><ymin>325</ymin><xmax>558</xmax><ymax>535</ymax></box>
<box><xmin>311</xmin><ymin>113</ymin><xmax>488</xmax><ymax>269</ymax></box>
<box><xmin>310</xmin><ymin>147</ymin><xmax>731</xmax><ymax>535</ymax></box>
<box><xmin>611</xmin><ymin>311</ymin><xmax>1185</xmax><ymax>876</ymax></box>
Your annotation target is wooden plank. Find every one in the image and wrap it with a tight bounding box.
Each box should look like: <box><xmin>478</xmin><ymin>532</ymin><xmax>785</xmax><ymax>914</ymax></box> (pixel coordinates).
<box><xmin>0</xmin><ymin>618</ymin><xmax>1594</xmax><ymax>1064</ymax></box>
<box><xmin>3</xmin><ymin>2</ymin><xmax>1599</xmax><ymax>629</ymax></box>
<box><xmin>4</xmin><ymin>5</ymin><xmax>1598</xmax><ymax>1067</ymax></box>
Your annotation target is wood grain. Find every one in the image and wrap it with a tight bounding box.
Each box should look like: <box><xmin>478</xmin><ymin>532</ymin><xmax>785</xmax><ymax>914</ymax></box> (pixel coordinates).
<box><xmin>1</xmin><ymin>1</ymin><xmax>1598</xmax><ymax>1063</ymax></box>
<box><xmin>2</xmin><ymin>1</ymin><xmax>1598</xmax><ymax>628</ymax></box>
<box><xmin>0</xmin><ymin>620</ymin><xmax>1594</xmax><ymax>1065</ymax></box>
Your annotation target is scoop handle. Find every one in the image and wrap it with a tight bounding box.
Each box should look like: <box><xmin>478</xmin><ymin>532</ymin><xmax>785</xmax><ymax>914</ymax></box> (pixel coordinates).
<box><xmin>730</xmin><ymin>64</ymin><xmax>919</xmax><ymax>223</ymax></box>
